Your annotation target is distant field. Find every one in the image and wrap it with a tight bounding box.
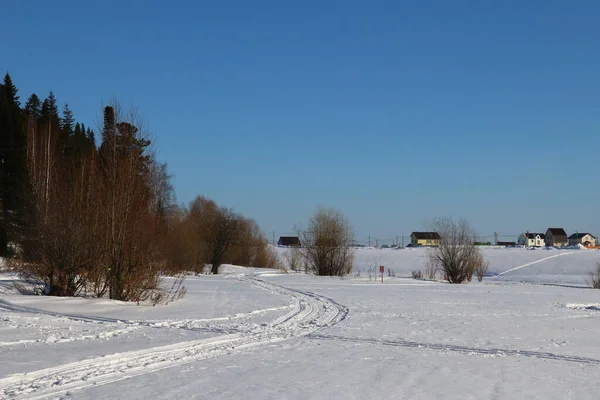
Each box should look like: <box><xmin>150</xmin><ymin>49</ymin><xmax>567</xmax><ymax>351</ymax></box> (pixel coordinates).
<box><xmin>275</xmin><ymin>246</ymin><xmax>600</xmax><ymax>286</ymax></box>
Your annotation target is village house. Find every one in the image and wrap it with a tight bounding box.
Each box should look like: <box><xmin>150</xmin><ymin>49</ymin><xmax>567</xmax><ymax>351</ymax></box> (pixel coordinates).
<box><xmin>568</xmin><ymin>233</ymin><xmax>597</xmax><ymax>247</ymax></box>
<box><xmin>277</xmin><ymin>236</ymin><xmax>301</xmax><ymax>247</ymax></box>
<box><xmin>545</xmin><ymin>228</ymin><xmax>568</xmax><ymax>247</ymax></box>
<box><xmin>410</xmin><ymin>232</ymin><xmax>441</xmax><ymax>247</ymax></box>
<box><xmin>497</xmin><ymin>241</ymin><xmax>517</xmax><ymax>247</ymax></box>
<box><xmin>517</xmin><ymin>232</ymin><xmax>545</xmax><ymax>247</ymax></box>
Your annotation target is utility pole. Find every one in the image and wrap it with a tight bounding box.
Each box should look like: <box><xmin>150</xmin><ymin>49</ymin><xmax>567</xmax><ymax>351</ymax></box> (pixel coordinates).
<box><xmin>401</xmin><ymin>236</ymin><xmax>405</xmax><ymax>247</ymax></box>
<box><xmin>272</xmin><ymin>231</ymin><xmax>275</xmax><ymax>246</ymax></box>
<box><xmin>396</xmin><ymin>236</ymin><xmax>399</xmax><ymax>247</ymax></box>
<box><xmin>494</xmin><ymin>232</ymin><xmax>498</xmax><ymax>245</ymax></box>
<box><xmin>369</xmin><ymin>236</ymin><xmax>371</xmax><ymax>247</ymax></box>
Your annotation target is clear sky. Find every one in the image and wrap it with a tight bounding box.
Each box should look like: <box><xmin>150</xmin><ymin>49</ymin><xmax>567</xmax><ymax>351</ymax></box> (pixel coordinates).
<box><xmin>2</xmin><ymin>0</ymin><xmax>599</xmax><ymax>244</ymax></box>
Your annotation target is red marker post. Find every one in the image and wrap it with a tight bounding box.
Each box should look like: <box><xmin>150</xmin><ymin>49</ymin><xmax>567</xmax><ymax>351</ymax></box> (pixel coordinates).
<box><xmin>380</xmin><ymin>265</ymin><xmax>384</xmax><ymax>283</ymax></box>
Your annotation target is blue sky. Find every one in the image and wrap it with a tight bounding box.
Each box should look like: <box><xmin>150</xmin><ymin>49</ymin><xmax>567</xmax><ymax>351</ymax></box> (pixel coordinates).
<box><xmin>2</xmin><ymin>0</ymin><xmax>599</xmax><ymax>244</ymax></box>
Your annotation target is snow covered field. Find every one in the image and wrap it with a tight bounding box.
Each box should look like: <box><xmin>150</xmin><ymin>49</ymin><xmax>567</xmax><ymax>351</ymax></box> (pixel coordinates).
<box><xmin>278</xmin><ymin>245</ymin><xmax>600</xmax><ymax>286</ymax></box>
<box><xmin>2</xmin><ymin>248</ymin><xmax>600</xmax><ymax>399</ymax></box>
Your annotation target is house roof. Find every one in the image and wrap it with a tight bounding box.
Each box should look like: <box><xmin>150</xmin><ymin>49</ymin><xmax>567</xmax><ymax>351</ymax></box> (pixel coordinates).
<box><xmin>278</xmin><ymin>236</ymin><xmax>300</xmax><ymax>246</ymax></box>
<box><xmin>497</xmin><ymin>241</ymin><xmax>517</xmax><ymax>246</ymax></box>
<box><xmin>568</xmin><ymin>233</ymin><xmax>596</xmax><ymax>239</ymax></box>
<box><xmin>546</xmin><ymin>228</ymin><xmax>567</xmax><ymax>238</ymax></box>
<box><xmin>524</xmin><ymin>232</ymin><xmax>545</xmax><ymax>239</ymax></box>
<box><xmin>411</xmin><ymin>232</ymin><xmax>441</xmax><ymax>240</ymax></box>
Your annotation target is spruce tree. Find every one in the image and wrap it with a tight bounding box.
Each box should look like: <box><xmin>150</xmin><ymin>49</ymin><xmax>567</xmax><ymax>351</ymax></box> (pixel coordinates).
<box><xmin>2</xmin><ymin>73</ymin><xmax>20</xmax><ymax>106</ymax></box>
<box><xmin>39</xmin><ymin>92</ymin><xmax>62</xmax><ymax>159</ymax></box>
<box><xmin>101</xmin><ymin>106</ymin><xmax>116</xmax><ymax>146</ymax></box>
<box><xmin>41</xmin><ymin>91</ymin><xmax>60</xmax><ymax>124</ymax></box>
<box><xmin>46</xmin><ymin>91</ymin><xmax>59</xmax><ymax>119</ymax></box>
<box><xmin>86</xmin><ymin>128</ymin><xmax>96</xmax><ymax>148</ymax></box>
<box><xmin>24</xmin><ymin>94</ymin><xmax>42</xmax><ymax>119</ymax></box>
<box><xmin>74</xmin><ymin>122</ymin><xmax>81</xmax><ymax>137</ymax></box>
<box><xmin>58</xmin><ymin>103</ymin><xmax>75</xmax><ymax>157</ymax></box>
<box><xmin>0</xmin><ymin>73</ymin><xmax>31</xmax><ymax>255</ymax></box>
<box><xmin>0</xmin><ymin>80</ymin><xmax>5</xmax><ymax>255</ymax></box>
<box><xmin>62</xmin><ymin>103</ymin><xmax>74</xmax><ymax>136</ymax></box>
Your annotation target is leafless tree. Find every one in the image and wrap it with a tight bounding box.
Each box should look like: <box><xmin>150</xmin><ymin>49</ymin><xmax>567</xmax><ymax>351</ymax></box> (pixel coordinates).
<box><xmin>300</xmin><ymin>207</ymin><xmax>354</xmax><ymax>276</ymax></box>
<box><xmin>20</xmin><ymin>141</ymin><xmax>100</xmax><ymax>296</ymax></box>
<box><xmin>284</xmin><ymin>246</ymin><xmax>302</xmax><ymax>272</ymax></box>
<box><xmin>252</xmin><ymin>244</ymin><xmax>281</xmax><ymax>270</ymax></box>
<box><xmin>97</xmin><ymin>101</ymin><xmax>185</xmax><ymax>302</ymax></box>
<box><xmin>187</xmin><ymin>196</ymin><xmax>242</xmax><ymax>274</ymax></box>
<box><xmin>425</xmin><ymin>256</ymin><xmax>439</xmax><ymax>280</ymax></box>
<box><xmin>473</xmin><ymin>251</ymin><xmax>489</xmax><ymax>282</ymax></box>
<box><xmin>163</xmin><ymin>205</ymin><xmax>197</xmax><ymax>274</ymax></box>
<box><xmin>588</xmin><ymin>263</ymin><xmax>600</xmax><ymax>289</ymax></box>
<box><xmin>411</xmin><ymin>270</ymin><xmax>423</xmax><ymax>279</ymax></box>
<box><xmin>206</xmin><ymin>207</ymin><xmax>242</xmax><ymax>274</ymax></box>
<box><xmin>226</xmin><ymin>218</ymin><xmax>256</xmax><ymax>267</ymax></box>
<box><xmin>179</xmin><ymin>197</ymin><xmax>279</xmax><ymax>274</ymax></box>
<box><xmin>20</xmin><ymin>120</ymin><xmax>101</xmax><ymax>296</ymax></box>
<box><xmin>19</xmin><ymin>99</ymin><xmax>185</xmax><ymax>303</ymax></box>
<box><xmin>426</xmin><ymin>217</ymin><xmax>484</xmax><ymax>284</ymax></box>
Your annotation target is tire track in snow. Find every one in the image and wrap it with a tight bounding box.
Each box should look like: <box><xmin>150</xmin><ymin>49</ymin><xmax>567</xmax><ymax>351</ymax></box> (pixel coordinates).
<box><xmin>0</xmin><ymin>276</ymin><xmax>348</xmax><ymax>399</ymax></box>
<box><xmin>308</xmin><ymin>334</ymin><xmax>600</xmax><ymax>365</ymax></box>
<box><xmin>492</xmin><ymin>252</ymin><xmax>575</xmax><ymax>277</ymax></box>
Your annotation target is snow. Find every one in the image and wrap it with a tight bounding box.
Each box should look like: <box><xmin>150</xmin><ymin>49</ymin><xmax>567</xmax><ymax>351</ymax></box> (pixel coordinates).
<box><xmin>2</xmin><ymin>248</ymin><xmax>600</xmax><ymax>399</ymax></box>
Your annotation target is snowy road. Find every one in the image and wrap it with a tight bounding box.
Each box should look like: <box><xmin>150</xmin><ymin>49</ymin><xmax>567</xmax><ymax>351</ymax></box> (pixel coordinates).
<box><xmin>0</xmin><ymin>275</ymin><xmax>348</xmax><ymax>399</ymax></box>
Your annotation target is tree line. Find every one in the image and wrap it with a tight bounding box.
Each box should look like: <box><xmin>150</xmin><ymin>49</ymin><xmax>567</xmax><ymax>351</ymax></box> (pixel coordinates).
<box><xmin>0</xmin><ymin>73</ymin><xmax>278</xmax><ymax>302</ymax></box>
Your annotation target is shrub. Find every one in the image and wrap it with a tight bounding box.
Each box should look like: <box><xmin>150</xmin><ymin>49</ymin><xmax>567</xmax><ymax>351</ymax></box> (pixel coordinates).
<box><xmin>588</xmin><ymin>263</ymin><xmax>600</xmax><ymax>289</ymax></box>
<box><xmin>474</xmin><ymin>257</ymin><xmax>489</xmax><ymax>282</ymax></box>
<box><xmin>300</xmin><ymin>207</ymin><xmax>354</xmax><ymax>276</ymax></box>
<box><xmin>411</xmin><ymin>270</ymin><xmax>423</xmax><ymax>279</ymax></box>
<box><xmin>426</xmin><ymin>217</ymin><xmax>486</xmax><ymax>284</ymax></box>
<box><xmin>284</xmin><ymin>246</ymin><xmax>302</xmax><ymax>272</ymax></box>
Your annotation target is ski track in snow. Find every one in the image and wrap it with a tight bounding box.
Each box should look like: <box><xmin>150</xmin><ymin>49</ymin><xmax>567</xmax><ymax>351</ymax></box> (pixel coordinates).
<box><xmin>0</xmin><ymin>298</ymin><xmax>293</xmax><ymax>336</ymax></box>
<box><xmin>0</xmin><ymin>325</ymin><xmax>140</xmax><ymax>347</ymax></box>
<box><xmin>308</xmin><ymin>334</ymin><xmax>600</xmax><ymax>365</ymax></box>
<box><xmin>492</xmin><ymin>252</ymin><xmax>576</xmax><ymax>277</ymax></box>
<box><xmin>0</xmin><ymin>276</ymin><xmax>349</xmax><ymax>400</ymax></box>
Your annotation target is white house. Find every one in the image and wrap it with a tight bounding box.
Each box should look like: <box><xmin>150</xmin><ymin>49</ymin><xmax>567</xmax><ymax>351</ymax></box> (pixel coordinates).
<box><xmin>568</xmin><ymin>233</ymin><xmax>597</xmax><ymax>247</ymax></box>
<box><xmin>518</xmin><ymin>232</ymin><xmax>545</xmax><ymax>247</ymax></box>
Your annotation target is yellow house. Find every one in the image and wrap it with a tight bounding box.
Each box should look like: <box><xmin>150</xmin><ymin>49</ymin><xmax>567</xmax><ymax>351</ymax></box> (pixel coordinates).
<box><xmin>568</xmin><ymin>233</ymin><xmax>597</xmax><ymax>247</ymax></box>
<box><xmin>410</xmin><ymin>232</ymin><xmax>441</xmax><ymax>247</ymax></box>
